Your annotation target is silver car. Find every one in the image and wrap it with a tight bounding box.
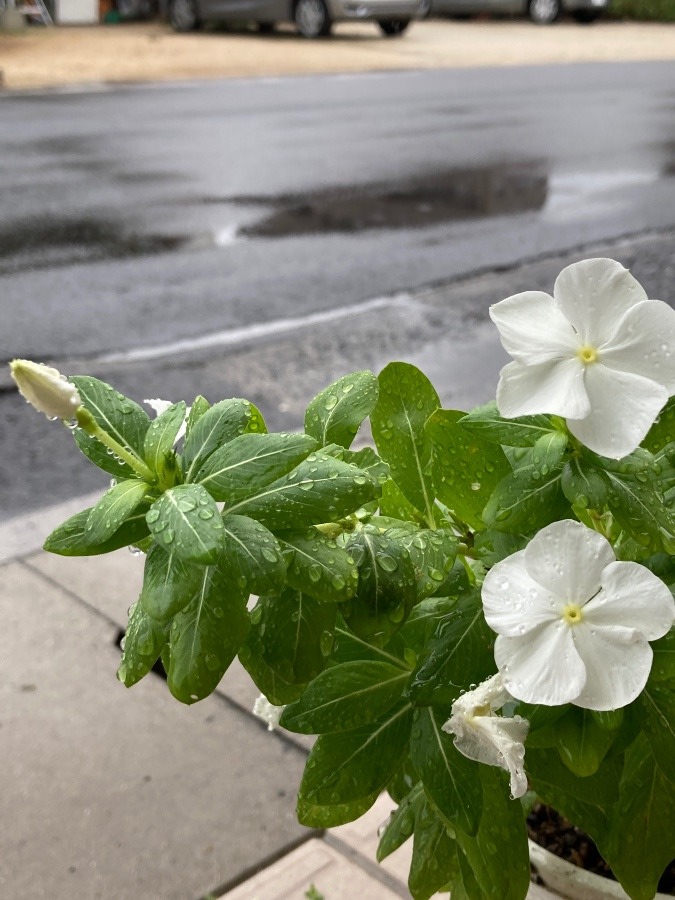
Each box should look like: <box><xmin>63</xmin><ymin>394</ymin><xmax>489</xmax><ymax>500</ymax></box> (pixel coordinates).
<box><xmin>168</xmin><ymin>0</ymin><xmax>424</xmax><ymax>37</ymax></box>
<box><xmin>424</xmin><ymin>0</ymin><xmax>608</xmax><ymax>24</ymax></box>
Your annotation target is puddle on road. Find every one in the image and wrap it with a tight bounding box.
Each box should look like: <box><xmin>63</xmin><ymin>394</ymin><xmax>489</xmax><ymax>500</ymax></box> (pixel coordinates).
<box><xmin>236</xmin><ymin>161</ymin><xmax>549</xmax><ymax>237</ymax></box>
<box><xmin>0</xmin><ymin>217</ymin><xmax>187</xmax><ymax>275</ymax></box>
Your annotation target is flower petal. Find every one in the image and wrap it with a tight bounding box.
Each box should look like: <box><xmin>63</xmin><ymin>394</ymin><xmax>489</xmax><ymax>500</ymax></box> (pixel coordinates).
<box><xmin>599</xmin><ymin>299</ymin><xmax>675</xmax><ymax>392</ymax></box>
<box><xmin>553</xmin><ymin>259</ymin><xmax>648</xmax><ymax>345</ymax></box>
<box><xmin>523</xmin><ymin>519</ymin><xmax>615</xmax><ymax>604</ymax></box>
<box><xmin>567</xmin><ymin>364</ymin><xmax>668</xmax><ymax>459</ymax></box>
<box><xmin>451</xmin><ymin>673</ymin><xmax>511</xmax><ymax>716</ymax></box>
<box><xmin>482</xmin><ymin>551</ymin><xmax>561</xmax><ymax>637</ymax></box>
<box><xmin>571</xmin><ymin>624</ymin><xmax>653</xmax><ymax>710</ymax></box>
<box><xmin>444</xmin><ymin>712</ymin><xmax>529</xmax><ymax>799</ymax></box>
<box><xmin>489</xmin><ymin>291</ymin><xmax>579</xmax><ymax>365</ymax></box>
<box><xmin>496</xmin><ymin>358</ymin><xmax>590</xmax><ymax>419</ymax></box>
<box><xmin>584</xmin><ymin>561</ymin><xmax>675</xmax><ymax>640</ymax></box>
<box><xmin>494</xmin><ymin>623</ymin><xmax>587</xmax><ymax>706</ymax></box>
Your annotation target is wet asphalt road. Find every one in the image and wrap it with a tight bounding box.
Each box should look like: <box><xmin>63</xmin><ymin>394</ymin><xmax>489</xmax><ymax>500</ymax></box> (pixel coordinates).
<box><xmin>2</xmin><ymin>61</ymin><xmax>675</xmax><ymax>519</ymax></box>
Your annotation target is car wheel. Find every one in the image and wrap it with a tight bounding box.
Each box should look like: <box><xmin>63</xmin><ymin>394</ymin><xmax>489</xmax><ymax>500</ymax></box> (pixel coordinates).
<box><xmin>294</xmin><ymin>0</ymin><xmax>332</xmax><ymax>37</ymax></box>
<box><xmin>573</xmin><ymin>8</ymin><xmax>599</xmax><ymax>21</ymax></box>
<box><xmin>528</xmin><ymin>0</ymin><xmax>560</xmax><ymax>22</ymax></box>
<box><xmin>168</xmin><ymin>0</ymin><xmax>200</xmax><ymax>30</ymax></box>
<box><xmin>378</xmin><ymin>17</ymin><xmax>410</xmax><ymax>34</ymax></box>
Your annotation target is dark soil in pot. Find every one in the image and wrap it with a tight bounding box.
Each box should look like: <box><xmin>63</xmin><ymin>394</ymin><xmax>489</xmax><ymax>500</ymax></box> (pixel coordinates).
<box><xmin>526</xmin><ymin>804</ymin><xmax>675</xmax><ymax>895</ymax></box>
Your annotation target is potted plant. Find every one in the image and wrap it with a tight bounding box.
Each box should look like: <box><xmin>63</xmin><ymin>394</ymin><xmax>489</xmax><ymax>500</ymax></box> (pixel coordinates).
<box><xmin>11</xmin><ymin>257</ymin><xmax>675</xmax><ymax>900</ymax></box>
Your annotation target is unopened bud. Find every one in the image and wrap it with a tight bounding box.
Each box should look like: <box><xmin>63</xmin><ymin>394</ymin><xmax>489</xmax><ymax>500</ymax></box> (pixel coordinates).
<box><xmin>10</xmin><ymin>359</ymin><xmax>82</xmax><ymax>421</ymax></box>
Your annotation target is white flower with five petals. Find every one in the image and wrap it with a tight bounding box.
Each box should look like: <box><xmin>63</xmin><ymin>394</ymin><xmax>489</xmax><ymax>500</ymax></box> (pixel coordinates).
<box><xmin>442</xmin><ymin>674</ymin><xmax>529</xmax><ymax>799</ymax></box>
<box><xmin>490</xmin><ymin>258</ymin><xmax>675</xmax><ymax>459</ymax></box>
<box><xmin>482</xmin><ymin>519</ymin><xmax>675</xmax><ymax>711</ymax></box>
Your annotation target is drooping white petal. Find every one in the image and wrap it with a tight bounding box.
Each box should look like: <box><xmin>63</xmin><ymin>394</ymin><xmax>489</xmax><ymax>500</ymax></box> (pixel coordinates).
<box><xmin>571</xmin><ymin>625</ymin><xmax>653</xmax><ymax>710</ymax></box>
<box><xmin>253</xmin><ymin>694</ymin><xmax>286</xmax><ymax>731</ymax></box>
<box><xmin>598</xmin><ymin>299</ymin><xmax>675</xmax><ymax>392</ymax></box>
<box><xmin>495</xmin><ymin>624</ymin><xmax>586</xmax><ymax>706</ymax></box>
<box><xmin>496</xmin><ymin>358</ymin><xmax>590</xmax><ymax>419</ymax></box>
<box><xmin>584</xmin><ymin>561</ymin><xmax>675</xmax><ymax>640</ymax></box>
<box><xmin>482</xmin><ymin>551</ymin><xmax>561</xmax><ymax>637</ymax></box>
<box><xmin>553</xmin><ymin>259</ymin><xmax>648</xmax><ymax>345</ymax></box>
<box><xmin>451</xmin><ymin>672</ymin><xmax>512</xmax><ymax>715</ymax></box>
<box><xmin>523</xmin><ymin>519</ymin><xmax>615</xmax><ymax>603</ymax></box>
<box><xmin>567</xmin><ymin>364</ymin><xmax>668</xmax><ymax>459</ymax></box>
<box><xmin>489</xmin><ymin>291</ymin><xmax>579</xmax><ymax>365</ymax></box>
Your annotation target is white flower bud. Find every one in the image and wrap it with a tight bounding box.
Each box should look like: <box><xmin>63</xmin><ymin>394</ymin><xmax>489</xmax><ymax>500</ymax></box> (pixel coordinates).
<box><xmin>10</xmin><ymin>359</ymin><xmax>82</xmax><ymax>421</ymax></box>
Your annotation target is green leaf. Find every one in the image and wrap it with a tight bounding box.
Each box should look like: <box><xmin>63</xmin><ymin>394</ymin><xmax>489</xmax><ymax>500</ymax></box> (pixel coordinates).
<box><xmin>84</xmin><ymin>479</ymin><xmax>148</xmax><ymax>545</ymax></box>
<box><xmin>561</xmin><ymin>455</ymin><xmax>608</xmax><ymax>509</ymax></box>
<box><xmin>304</xmin><ymin>370</ymin><xmax>379</xmax><ymax>449</ymax></box>
<box><xmin>602</xmin><ymin>464</ymin><xmax>675</xmax><ymax>554</ymax></box>
<box><xmin>377</xmin><ymin>782</ymin><xmax>423</xmax><ymax>862</ymax></box>
<box><xmin>224</xmin><ymin>451</ymin><xmax>378</xmax><ymax>530</ymax></box>
<box><xmin>220</xmin><ymin>515</ymin><xmax>286</xmax><ymax>595</ymax></box>
<box><xmin>331</xmin><ymin>621</ymin><xmax>411</xmax><ymax>670</ymax></box>
<box><xmin>651</xmin><ymin>628</ymin><xmax>675</xmax><ymax>682</ymax></box>
<box><xmin>454</xmin><ymin>766</ymin><xmax>530</xmax><ymax>900</ymax></box>
<box><xmin>258</xmin><ymin>587</ymin><xmax>337</xmax><ymax>684</ymax></box>
<box><xmin>459</xmin><ymin>405</ymin><xmax>558</xmax><ymax>447</ymax></box>
<box><xmin>371</xmin><ymin>362</ymin><xmax>439</xmax><ymax>521</ymax></box>
<box><xmin>398</xmin><ymin>596</ymin><xmax>458</xmax><ymax>656</ymax></box>
<box><xmin>379</xmin><ymin>478</ymin><xmax>428</xmax><ymax>525</ymax></box>
<box><xmin>139</xmin><ymin>543</ymin><xmax>204</xmax><ymax>623</ymax></box>
<box><xmin>184</xmin><ymin>395</ymin><xmax>210</xmax><ymax>438</ymax></box>
<box><xmin>555</xmin><ymin>707</ymin><xmax>618</xmax><ymax>777</ymax></box>
<box><xmin>408</xmin><ymin>798</ymin><xmax>459</xmax><ymax>900</ymax></box>
<box><xmin>245</xmin><ymin>401</ymin><xmax>267</xmax><ymax>434</ymax></box>
<box><xmin>341</xmin><ymin>525</ymin><xmax>418</xmax><ymax>647</ymax></box>
<box><xmin>144</xmin><ymin>401</ymin><xmax>186</xmax><ymax>479</ymax></box>
<box><xmin>195</xmin><ymin>432</ymin><xmax>317</xmax><ymax>501</ymax></box>
<box><xmin>146</xmin><ymin>484</ymin><xmax>224</xmax><ymax>564</ymax></box>
<box><xmin>239</xmin><ymin>607</ymin><xmax>307</xmax><ymax>706</ymax></box>
<box><xmin>278</xmin><ymin>528</ymin><xmax>358</xmax><ymax>603</ymax></box>
<box><xmin>426</xmin><ymin>409</ymin><xmax>510</xmax><ymax>532</ymax></box>
<box><xmin>182</xmin><ymin>398</ymin><xmax>251</xmax><ymax>483</ymax></box>
<box><xmin>44</xmin><ymin>505</ymin><xmax>150</xmax><ymax>556</ymax></box>
<box><xmin>298</xmin><ymin>700</ymin><xmax>413</xmax><ymax>805</ymax></box>
<box><xmin>644</xmin><ymin>396</ymin><xmax>675</xmax><ymax>454</ymax></box>
<box><xmin>395</xmin><ymin>525</ymin><xmax>458</xmax><ymax>600</ymax></box>
<box><xmin>605</xmin><ymin>736</ymin><xmax>675</xmax><ymax>900</ymax></box>
<box><xmin>483</xmin><ymin>431</ymin><xmax>569</xmax><ymax>533</ymax></box>
<box><xmin>117</xmin><ymin>600</ymin><xmax>167</xmax><ymax>687</ymax></box>
<box><xmin>71</xmin><ymin>376</ymin><xmax>151</xmax><ymax>479</ymax></box>
<box><xmin>409</xmin><ymin>706</ymin><xmax>482</xmax><ymax>836</ymax></box>
<box><xmin>167</xmin><ymin>568</ymin><xmax>249</xmax><ymax>704</ymax></box>
<box><xmin>280</xmin><ymin>661</ymin><xmax>409</xmax><ymax>733</ymax></box>
<box><xmin>409</xmin><ymin>590</ymin><xmax>494</xmax><ymax>706</ymax></box>
<box><xmin>639</xmin><ymin>681</ymin><xmax>675</xmax><ymax>783</ymax></box>
<box><xmin>297</xmin><ymin>793</ymin><xmax>379</xmax><ymax>828</ymax></box>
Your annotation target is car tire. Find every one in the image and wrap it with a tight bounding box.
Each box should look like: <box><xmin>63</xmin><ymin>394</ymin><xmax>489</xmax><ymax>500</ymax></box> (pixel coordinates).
<box><xmin>378</xmin><ymin>17</ymin><xmax>410</xmax><ymax>34</ymax></box>
<box><xmin>528</xmin><ymin>0</ymin><xmax>560</xmax><ymax>22</ymax></box>
<box><xmin>168</xmin><ymin>0</ymin><xmax>200</xmax><ymax>30</ymax></box>
<box><xmin>294</xmin><ymin>0</ymin><xmax>332</xmax><ymax>37</ymax></box>
<box><xmin>573</xmin><ymin>7</ymin><xmax>599</xmax><ymax>21</ymax></box>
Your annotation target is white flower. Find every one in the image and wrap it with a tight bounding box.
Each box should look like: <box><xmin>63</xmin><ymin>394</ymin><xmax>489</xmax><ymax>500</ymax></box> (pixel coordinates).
<box><xmin>442</xmin><ymin>674</ymin><xmax>529</xmax><ymax>799</ymax></box>
<box><xmin>144</xmin><ymin>398</ymin><xmax>188</xmax><ymax>442</ymax></box>
<box><xmin>253</xmin><ymin>694</ymin><xmax>286</xmax><ymax>731</ymax></box>
<box><xmin>490</xmin><ymin>258</ymin><xmax>675</xmax><ymax>459</ymax></box>
<box><xmin>482</xmin><ymin>519</ymin><xmax>675</xmax><ymax>711</ymax></box>
<box><xmin>10</xmin><ymin>359</ymin><xmax>82</xmax><ymax>421</ymax></box>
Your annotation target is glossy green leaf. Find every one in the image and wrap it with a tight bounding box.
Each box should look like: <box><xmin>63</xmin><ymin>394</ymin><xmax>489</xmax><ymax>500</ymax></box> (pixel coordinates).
<box><xmin>426</xmin><ymin>409</ymin><xmax>510</xmax><ymax>532</ymax></box>
<box><xmin>304</xmin><ymin>370</ymin><xmax>379</xmax><ymax>449</ymax></box>
<box><xmin>395</xmin><ymin>525</ymin><xmax>458</xmax><ymax>600</ymax></box>
<box><xmin>602</xmin><ymin>465</ymin><xmax>675</xmax><ymax>554</ymax></box>
<box><xmin>71</xmin><ymin>376</ymin><xmax>151</xmax><ymax>479</ymax></box>
<box><xmin>377</xmin><ymin>782</ymin><xmax>424</xmax><ymax>862</ymax></box>
<box><xmin>182</xmin><ymin>398</ymin><xmax>251</xmax><ymax>482</ymax></box>
<box><xmin>639</xmin><ymin>681</ymin><xmax>675</xmax><ymax>784</ymax></box>
<box><xmin>85</xmin><ymin>479</ymin><xmax>148</xmax><ymax>545</ymax></box>
<box><xmin>44</xmin><ymin>505</ymin><xmax>150</xmax><ymax>556</ymax></box>
<box><xmin>139</xmin><ymin>543</ymin><xmax>204</xmax><ymax>623</ymax></box>
<box><xmin>371</xmin><ymin>362</ymin><xmax>439</xmax><ymax>521</ymax></box>
<box><xmin>379</xmin><ymin>478</ymin><xmax>428</xmax><ymax>525</ymax></box>
<box><xmin>117</xmin><ymin>600</ymin><xmax>167</xmax><ymax>688</ymax></box>
<box><xmin>258</xmin><ymin>587</ymin><xmax>337</xmax><ymax>684</ymax></box>
<box><xmin>651</xmin><ymin>628</ymin><xmax>675</xmax><ymax>682</ymax></box>
<box><xmin>184</xmin><ymin>395</ymin><xmax>210</xmax><ymax>438</ymax></box>
<box><xmin>298</xmin><ymin>700</ymin><xmax>413</xmax><ymax>805</ymax></box>
<box><xmin>408</xmin><ymin>798</ymin><xmax>460</xmax><ymax>900</ymax></box>
<box><xmin>144</xmin><ymin>401</ymin><xmax>186</xmax><ymax>479</ymax></box>
<box><xmin>409</xmin><ymin>706</ymin><xmax>482</xmax><ymax>836</ymax></box>
<box><xmin>341</xmin><ymin>525</ymin><xmax>418</xmax><ymax>647</ymax></box>
<box><xmin>398</xmin><ymin>596</ymin><xmax>457</xmax><ymax>656</ymax></box>
<box><xmin>330</xmin><ymin>621</ymin><xmax>411</xmax><ymax>670</ymax></box>
<box><xmin>555</xmin><ymin>707</ymin><xmax>618</xmax><ymax>777</ymax></box>
<box><xmin>280</xmin><ymin>660</ymin><xmax>409</xmax><ymax>733</ymax></box>
<box><xmin>195</xmin><ymin>432</ymin><xmax>317</xmax><ymax>501</ymax></box>
<box><xmin>220</xmin><ymin>514</ymin><xmax>286</xmax><ymax>595</ymax></box>
<box><xmin>278</xmin><ymin>528</ymin><xmax>358</xmax><ymax>603</ymax></box>
<box><xmin>245</xmin><ymin>401</ymin><xmax>267</xmax><ymax>434</ymax></box>
<box><xmin>238</xmin><ymin>607</ymin><xmax>307</xmax><ymax>706</ymax></box>
<box><xmin>561</xmin><ymin>456</ymin><xmax>608</xmax><ymax>509</ymax></box>
<box><xmin>297</xmin><ymin>792</ymin><xmax>379</xmax><ymax>828</ymax></box>
<box><xmin>459</xmin><ymin>405</ymin><xmax>558</xmax><ymax>448</ymax></box>
<box><xmin>409</xmin><ymin>590</ymin><xmax>494</xmax><ymax>706</ymax></box>
<box><xmin>224</xmin><ymin>451</ymin><xmax>377</xmax><ymax>530</ymax></box>
<box><xmin>146</xmin><ymin>484</ymin><xmax>224</xmax><ymax>564</ymax></box>
<box><xmin>167</xmin><ymin>568</ymin><xmax>249</xmax><ymax>704</ymax></box>
<box><xmin>644</xmin><ymin>396</ymin><xmax>675</xmax><ymax>454</ymax></box>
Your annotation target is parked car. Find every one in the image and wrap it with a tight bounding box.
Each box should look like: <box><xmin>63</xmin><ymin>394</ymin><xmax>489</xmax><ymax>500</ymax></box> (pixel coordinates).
<box><xmin>421</xmin><ymin>0</ymin><xmax>608</xmax><ymax>23</ymax></box>
<box><xmin>168</xmin><ymin>0</ymin><xmax>425</xmax><ymax>37</ymax></box>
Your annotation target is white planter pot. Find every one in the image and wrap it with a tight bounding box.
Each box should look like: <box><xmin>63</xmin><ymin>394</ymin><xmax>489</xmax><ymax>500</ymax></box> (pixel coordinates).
<box><xmin>529</xmin><ymin>840</ymin><xmax>672</xmax><ymax>900</ymax></box>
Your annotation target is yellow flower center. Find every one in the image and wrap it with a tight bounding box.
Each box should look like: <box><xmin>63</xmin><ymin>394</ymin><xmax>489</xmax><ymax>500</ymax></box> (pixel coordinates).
<box><xmin>577</xmin><ymin>345</ymin><xmax>599</xmax><ymax>365</ymax></box>
<box><xmin>562</xmin><ymin>603</ymin><xmax>584</xmax><ymax>626</ymax></box>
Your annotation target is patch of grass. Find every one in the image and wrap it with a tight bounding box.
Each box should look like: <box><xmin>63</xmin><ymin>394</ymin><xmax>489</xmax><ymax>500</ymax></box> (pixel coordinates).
<box><xmin>305</xmin><ymin>886</ymin><xmax>325</xmax><ymax>900</ymax></box>
<box><xmin>608</xmin><ymin>0</ymin><xmax>675</xmax><ymax>21</ymax></box>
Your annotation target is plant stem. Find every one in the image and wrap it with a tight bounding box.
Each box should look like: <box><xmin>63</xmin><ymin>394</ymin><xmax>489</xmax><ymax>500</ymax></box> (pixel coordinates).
<box><xmin>76</xmin><ymin>408</ymin><xmax>155</xmax><ymax>482</ymax></box>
